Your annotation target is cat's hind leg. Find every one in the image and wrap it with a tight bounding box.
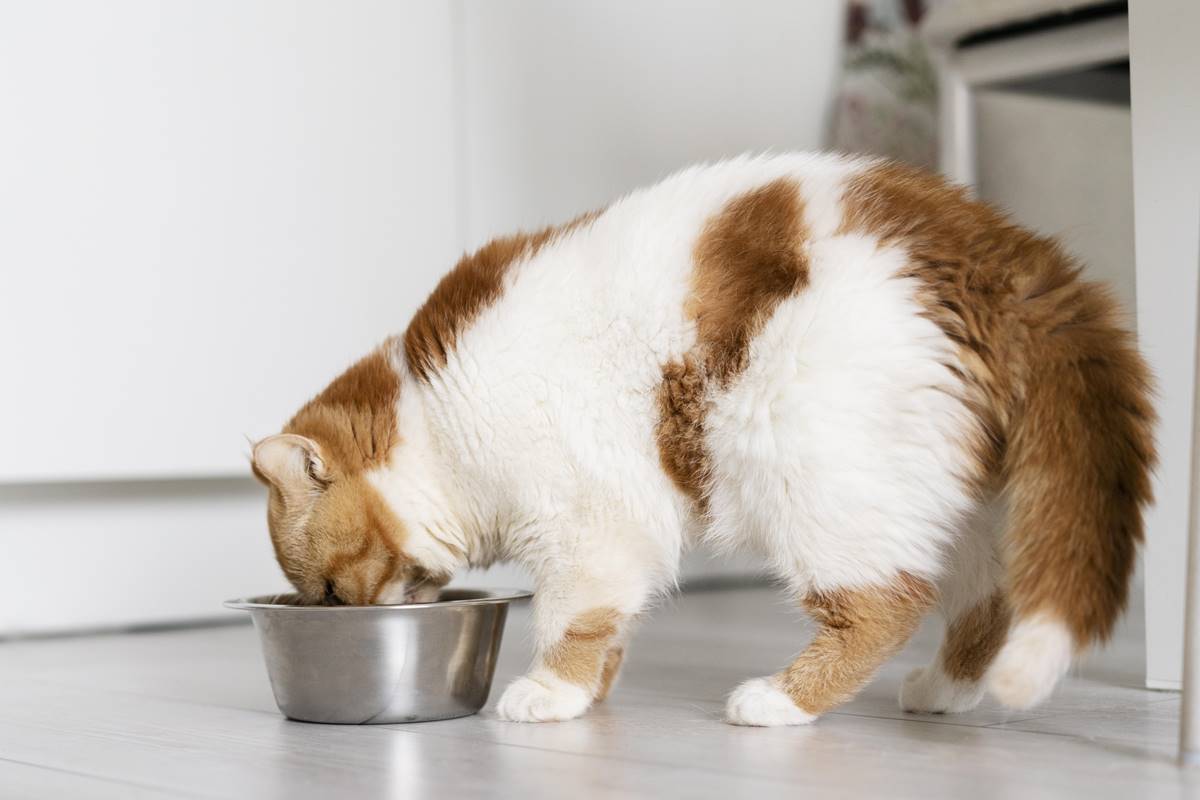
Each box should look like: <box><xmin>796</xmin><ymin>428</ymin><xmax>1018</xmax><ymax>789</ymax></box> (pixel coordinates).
<box><xmin>900</xmin><ymin>499</ymin><xmax>1010</xmax><ymax>714</ymax></box>
<box><xmin>593</xmin><ymin>643</ymin><xmax>627</xmax><ymax>703</ymax></box>
<box><xmin>726</xmin><ymin>573</ymin><xmax>936</xmax><ymax>726</ymax></box>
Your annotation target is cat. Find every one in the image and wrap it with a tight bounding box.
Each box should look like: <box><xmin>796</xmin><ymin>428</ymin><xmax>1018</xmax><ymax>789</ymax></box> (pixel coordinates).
<box><xmin>250</xmin><ymin>153</ymin><xmax>1155</xmax><ymax>726</ymax></box>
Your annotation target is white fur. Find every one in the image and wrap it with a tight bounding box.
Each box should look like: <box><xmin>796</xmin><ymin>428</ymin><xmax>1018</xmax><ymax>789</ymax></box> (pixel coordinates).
<box><xmin>703</xmin><ymin>232</ymin><xmax>978</xmax><ymax>594</ymax></box>
<box><xmin>900</xmin><ymin>664</ymin><xmax>987</xmax><ymax>714</ymax></box>
<box><xmin>988</xmin><ymin>615</ymin><xmax>1074</xmax><ymax>709</ymax></box>
<box><xmin>726</xmin><ymin>678</ymin><xmax>816</xmax><ymax>726</ymax></box>
<box><xmin>374</xmin><ymin>581</ymin><xmax>441</xmax><ymax>605</ymax></box>
<box><xmin>899</xmin><ymin>496</ymin><xmax>1005</xmax><ymax>714</ymax></box>
<box><xmin>496</xmin><ymin>672</ymin><xmax>593</xmax><ymax>723</ymax></box>
<box><xmin>367</xmin><ymin>380</ymin><xmax>469</xmax><ymax>582</ymax></box>
<box><xmin>935</xmin><ymin>496</ymin><xmax>1007</xmax><ymax>621</ymax></box>
<box><xmin>367</xmin><ymin>153</ymin><xmax>993</xmax><ymax>724</ymax></box>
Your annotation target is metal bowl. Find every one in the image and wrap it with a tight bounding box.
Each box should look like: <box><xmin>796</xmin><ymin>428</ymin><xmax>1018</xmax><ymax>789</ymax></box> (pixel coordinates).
<box><xmin>224</xmin><ymin>588</ymin><xmax>531</xmax><ymax>724</ymax></box>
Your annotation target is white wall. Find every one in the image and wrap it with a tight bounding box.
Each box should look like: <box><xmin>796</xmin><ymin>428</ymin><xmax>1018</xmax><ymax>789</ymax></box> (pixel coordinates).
<box><xmin>461</xmin><ymin>0</ymin><xmax>844</xmax><ymax>245</ymax></box>
<box><xmin>1</xmin><ymin>0</ymin><xmax>842</xmax><ymax>632</ymax></box>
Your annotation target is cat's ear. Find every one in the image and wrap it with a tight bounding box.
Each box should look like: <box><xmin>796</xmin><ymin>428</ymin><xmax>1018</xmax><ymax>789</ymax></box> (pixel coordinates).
<box><xmin>251</xmin><ymin>434</ymin><xmax>329</xmax><ymax>490</ymax></box>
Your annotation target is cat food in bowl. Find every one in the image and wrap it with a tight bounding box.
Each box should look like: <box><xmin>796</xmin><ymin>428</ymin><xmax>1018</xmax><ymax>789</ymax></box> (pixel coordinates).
<box><xmin>225</xmin><ymin>588</ymin><xmax>531</xmax><ymax>724</ymax></box>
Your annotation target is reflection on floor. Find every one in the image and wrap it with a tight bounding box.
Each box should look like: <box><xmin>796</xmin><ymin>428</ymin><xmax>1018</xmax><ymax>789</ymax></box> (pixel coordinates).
<box><xmin>0</xmin><ymin>587</ymin><xmax>1192</xmax><ymax>799</ymax></box>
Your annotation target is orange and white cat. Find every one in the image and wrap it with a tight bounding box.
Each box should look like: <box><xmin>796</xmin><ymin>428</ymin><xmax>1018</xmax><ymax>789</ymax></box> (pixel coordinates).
<box><xmin>251</xmin><ymin>153</ymin><xmax>1155</xmax><ymax>726</ymax></box>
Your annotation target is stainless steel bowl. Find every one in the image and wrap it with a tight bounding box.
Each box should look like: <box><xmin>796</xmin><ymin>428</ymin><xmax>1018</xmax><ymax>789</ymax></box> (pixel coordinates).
<box><xmin>224</xmin><ymin>588</ymin><xmax>531</xmax><ymax>724</ymax></box>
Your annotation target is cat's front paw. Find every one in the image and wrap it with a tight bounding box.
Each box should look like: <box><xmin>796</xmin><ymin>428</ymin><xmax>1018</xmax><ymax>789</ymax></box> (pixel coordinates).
<box><xmin>899</xmin><ymin>665</ymin><xmax>985</xmax><ymax>714</ymax></box>
<box><xmin>495</xmin><ymin>674</ymin><xmax>591</xmax><ymax>723</ymax></box>
<box><xmin>725</xmin><ymin>677</ymin><xmax>816</xmax><ymax>727</ymax></box>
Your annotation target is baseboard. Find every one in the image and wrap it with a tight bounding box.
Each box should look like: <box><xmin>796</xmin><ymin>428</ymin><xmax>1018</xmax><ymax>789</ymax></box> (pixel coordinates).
<box><xmin>0</xmin><ymin>477</ymin><xmax>289</xmax><ymax>635</ymax></box>
<box><xmin>0</xmin><ymin>478</ymin><xmax>763</xmax><ymax>635</ymax></box>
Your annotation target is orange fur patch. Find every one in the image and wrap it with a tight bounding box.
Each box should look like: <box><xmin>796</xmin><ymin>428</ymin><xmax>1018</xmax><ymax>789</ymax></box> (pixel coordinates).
<box><xmin>255</xmin><ymin>343</ymin><xmax>428</xmax><ymax>604</ymax></box>
<box><xmin>941</xmin><ymin>591</ymin><xmax>1011</xmax><ymax>683</ymax></box>
<box><xmin>309</xmin><ymin>474</ymin><xmax>406</xmax><ymax>605</ymax></box>
<box><xmin>690</xmin><ymin>178</ymin><xmax>811</xmax><ymax>384</ymax></box>
<box><xmin>780</xmin><ymin>573</ymin><xmax>936</xmax><ymax>715</ymax></box>
<box><xmin>656</xmin><ymin>179</ymin><xmax>810</xmax><ymax>506</ymax></box>
<box><xmin>839</xmin><ymin>161</ymin><xmax>1156</xmax><ymax>645</ymax></box>
<box><xmin>283</xmin><ymin>345</ymin><xmax>402</xmax><ymax>475</ymax></box>
<box><xmin>264</xmin><ymin>467</ymin><xmax>429</xmax><ymax>605</ymax></box>
<box><xmin>404</xmin><ymin>211</ymin><xmax>600</xmax><ymax>382</ymax></box>
<box><xmin>594</xmin><ymin>646</ymin><xmax>625</xmax><ymax>703</ymax></box>
<box><xmin>655</xmin><ymin>355</ymin><xmax>709</xmax><ymax>506</ymax></box>
<box><xmin>544</xmin><ymin>607</ymin><xmax>623</xmax><ymax>692</ymax></box>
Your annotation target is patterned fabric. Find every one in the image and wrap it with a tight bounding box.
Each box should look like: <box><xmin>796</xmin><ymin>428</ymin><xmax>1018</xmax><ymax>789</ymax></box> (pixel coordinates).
<box><xmin>828</xmin><ymin>0</ymin><xmax>939</xmax><ymax>169</ymax></box>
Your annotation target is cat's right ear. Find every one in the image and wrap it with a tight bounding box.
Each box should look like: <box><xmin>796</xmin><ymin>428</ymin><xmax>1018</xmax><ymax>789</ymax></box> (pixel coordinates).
<box><xmin>251</xmin><ymin>434</ymin><xmax>329</xmax><ymax>492</ymax></box>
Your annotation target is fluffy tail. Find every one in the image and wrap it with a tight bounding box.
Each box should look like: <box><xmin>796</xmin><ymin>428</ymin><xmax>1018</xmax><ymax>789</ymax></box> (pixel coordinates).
<box><xmin>987</xmin><ymin>279</ymin><xmax>1156</xmax><ymax>709</ymax></box>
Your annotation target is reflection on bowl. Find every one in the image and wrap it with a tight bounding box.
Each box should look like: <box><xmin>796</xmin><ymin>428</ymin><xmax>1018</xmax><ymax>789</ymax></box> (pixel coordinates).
<box><xmin>225</xmin><ymin>588</ymin><xmax>531</xmax><ymax>724</ymax></box>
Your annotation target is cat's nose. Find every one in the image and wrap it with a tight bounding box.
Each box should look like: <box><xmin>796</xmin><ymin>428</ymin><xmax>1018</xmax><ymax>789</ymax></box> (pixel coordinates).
<box><xmin>322</xmin><ymin>580</ymin><xmax>345</xmax><ymax>606</ymax></box>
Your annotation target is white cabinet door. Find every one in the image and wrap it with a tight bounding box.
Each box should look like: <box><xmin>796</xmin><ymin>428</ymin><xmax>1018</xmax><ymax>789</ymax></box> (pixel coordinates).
<box><xmin>0</xmin><ymin>1</ymin><xmax>460</xmax><ymax>483</ymax></box>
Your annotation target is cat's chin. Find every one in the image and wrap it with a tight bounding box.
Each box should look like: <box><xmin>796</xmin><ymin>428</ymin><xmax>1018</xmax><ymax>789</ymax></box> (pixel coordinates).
<box><xmin>375</xmin><ymin>582</ymin><xmax>442</xmax><ymax>605</ymax></box>
<box><xmin>408</xmin><ymin>584</ymin><xmax>444</xmax><ymax>604</ymax></box>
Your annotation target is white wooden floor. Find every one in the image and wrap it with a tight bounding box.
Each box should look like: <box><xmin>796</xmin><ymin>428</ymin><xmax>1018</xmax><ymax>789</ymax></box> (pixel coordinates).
<box><xmin>0</xmin><ymin>586</ymin><xmax>1194</xmax><ymax>799</ymax></box>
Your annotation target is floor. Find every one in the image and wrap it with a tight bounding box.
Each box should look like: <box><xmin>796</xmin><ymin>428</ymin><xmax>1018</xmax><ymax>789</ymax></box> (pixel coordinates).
<box><xmin>0</xmin><ymin>586</ymin><xmax>1194</xmax><ymax>799</ymax></box>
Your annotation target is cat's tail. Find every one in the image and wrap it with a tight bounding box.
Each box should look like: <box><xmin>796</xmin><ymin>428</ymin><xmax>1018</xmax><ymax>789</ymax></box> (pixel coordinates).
<box><xmin>986</xmin><ymin>279</ymin><xmax>1156</xmax><ymax>710</ymax></box>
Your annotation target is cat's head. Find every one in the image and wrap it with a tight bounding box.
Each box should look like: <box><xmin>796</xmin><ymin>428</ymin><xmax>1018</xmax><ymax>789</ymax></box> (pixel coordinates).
<box><xmin>250</xmin><ymin>347</ymin><xmax>460</xmax><ymax>605</ymax></box>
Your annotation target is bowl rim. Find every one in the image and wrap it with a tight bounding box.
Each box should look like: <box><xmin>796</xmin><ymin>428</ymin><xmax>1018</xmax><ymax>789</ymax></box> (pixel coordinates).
<box><xmin>223</xmin><ymin>587</ymin><xmax>532</xmax><ymax>612</ymax></box>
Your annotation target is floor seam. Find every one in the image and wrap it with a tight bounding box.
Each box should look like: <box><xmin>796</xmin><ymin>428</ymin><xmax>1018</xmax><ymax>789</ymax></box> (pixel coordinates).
<box><xmin>11</xmin><ymin>675</ymin><xmax>279</xmax><ymax>717</ymax></box>
<box><xmin>0</xmin><ymin>754</ymin><xmax>212</xmax><ymax>800</ymax></box>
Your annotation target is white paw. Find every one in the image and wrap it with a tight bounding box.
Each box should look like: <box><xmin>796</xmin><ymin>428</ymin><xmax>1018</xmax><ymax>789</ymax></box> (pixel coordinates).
<box><xmin>495</xmin><ymin>674</ymin><xmax>592</xmax><ymax>723</ymax></box>
<box><xmin>725</xmin><ymin>677</ymin><xmax>816</xmax><ymax>727</ymax></box>
<box><xmin>987</xmin><ymin>616</ymin><xmax>1073</xmax><ymax>710</ymax></box>
<box><xmin>899</xmin><ymin>665</ymin><xmax>985</xmax><ymax>713</ymax></box>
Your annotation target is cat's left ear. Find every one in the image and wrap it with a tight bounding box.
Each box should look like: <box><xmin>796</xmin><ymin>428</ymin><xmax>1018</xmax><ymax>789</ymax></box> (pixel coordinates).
<box><xmin>251</xmin><ymin>434</ymin><xmax>329</xmax><ymax>491</ymax></box>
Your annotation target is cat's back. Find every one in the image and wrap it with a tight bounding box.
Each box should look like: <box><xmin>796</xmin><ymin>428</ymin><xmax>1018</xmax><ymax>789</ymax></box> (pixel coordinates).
<box><xmin>459</xmin><ymin>152</ymin><xmax>873</xmax><ymax>358</ymax></box>
<box><xmin>408</xmin><ymin>152</ymin><xmax>1091</xmax><ymax>573</ymax></box>
<box><xmin>411</xmin><ymin>150</ymin><xmax>1053</xmax><ymax>381</ymax></box>
<box><xmin>412</xmin><ymin>151</ymin><xmax>1039</xmax><ymax>449</ymax></box>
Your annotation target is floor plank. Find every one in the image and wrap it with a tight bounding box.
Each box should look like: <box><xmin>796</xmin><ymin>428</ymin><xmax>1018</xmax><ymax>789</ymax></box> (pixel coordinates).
<box><xmin>0</xmin><ymin>757</ymin><xmax>195</xmax><ymax>800</ymax></box>
<box><xmin>0</xmin><ymin>586</ymin><xmax>1193</xmax><ymax>799</ymax></box>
